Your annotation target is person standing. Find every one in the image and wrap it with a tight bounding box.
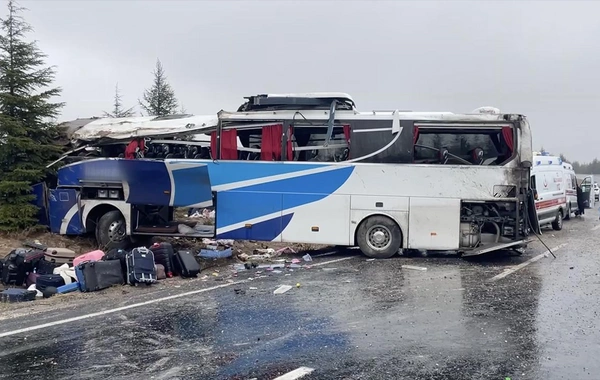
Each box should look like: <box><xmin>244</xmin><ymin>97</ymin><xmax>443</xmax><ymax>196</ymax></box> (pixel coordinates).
<box><xmin>577</xmin><ymin>184</ymin><xmax>585</xmax><ymax>216</ymax></box>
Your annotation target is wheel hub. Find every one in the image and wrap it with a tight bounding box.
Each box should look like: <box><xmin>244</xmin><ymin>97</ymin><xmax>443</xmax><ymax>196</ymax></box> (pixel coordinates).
<box><xmin>108</xmin><ymin>220</ymin><xmax>126</xmax><ymax>242</ymax></box>
<box><xmin>367</xmin><ymin>225</ymin><xmax>392</xmax><ymax>251</ymax></box>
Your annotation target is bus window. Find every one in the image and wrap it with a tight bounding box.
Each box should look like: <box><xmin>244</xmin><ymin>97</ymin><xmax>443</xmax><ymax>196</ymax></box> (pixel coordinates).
<box><xmin>413</xmin><ymin>127</ymin><xmax>513</xmax><ymax>166</ymax></box>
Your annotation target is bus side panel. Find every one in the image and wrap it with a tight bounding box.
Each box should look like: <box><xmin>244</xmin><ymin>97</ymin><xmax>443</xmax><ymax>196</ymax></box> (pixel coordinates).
<box><xmin>408</xmin><ymin>197</ymin><xmax>460</xmax><ymax>250</ymax></box>
<box><xmin>215</xmin><ymin>191</ymin><xmax>283</xmax><ymax>242</ymax></box>
<box><xmin>48</xmin><ymin>189</ymin><xmax>84</xmax><ymax>235</ymax></box>
<box><xmin>280</xmin><ymin>194</ymin><xmax>351</xmax><ymax>245</ymax></box>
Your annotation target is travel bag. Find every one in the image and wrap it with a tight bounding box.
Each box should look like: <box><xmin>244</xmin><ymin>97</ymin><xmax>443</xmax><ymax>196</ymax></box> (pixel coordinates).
<box><xmin>1</xmin><ymin>255</ymin><xmax>25</xmax><ymax>286</ymax></box>
<box><xmin>72</xmin><ymin>250</ymin><xmax>105</xmax><ymax>267</ymax></box>
<box><xmin>150</xmin><ymin>242</ymin><xmax>175</xmax><ymax>277</ymax></box>
<box><xmin>174</xmin><ymin>250</ymin><xmax>200</xmax><ymax>278</ymax></box>
<box><xmin>26</xmin><ymin>272</ymin><xmax>40</xmax><ymax>288</ymax></box>
<box><xmin>36</xmin><ymin>258</ymin><xmax>58</xmax><ymax>275</ymax></box>
<box><xmin>104</xmin><ymin>248</ymin><xmax>128</xmax><ymax>279</ymax></box>
<box><xmin>36</xmin><ymin>274</ymin><xmax>66</xmax><ymax>293</ymax></box>
<box><xmin>125</xmin><ymin>247</ymin><xmax>157</xmax><ymax>285</ymax></box>
<box><xmin>14</xmin><ymin>248</ymin><xmax>45</xmax><ymax>272</ymax></box>
<box><xmin>0</xmin><ymin>289</ymin><xmax>36</xmax><ymax>303</ymax></box>
<box><xmin>45</xmin><ymin>247</ymin><xmax>77</xmax><ymax>265</ymax></box>
<box><xmin>155</xmin><ymin>264</ymin><xmax>166</xmax><ymax>280</ymax></box>
<box><xmin>75</xmin><ymin>260</ymin><xmax>124</xmax><ymax>292</ymax></box>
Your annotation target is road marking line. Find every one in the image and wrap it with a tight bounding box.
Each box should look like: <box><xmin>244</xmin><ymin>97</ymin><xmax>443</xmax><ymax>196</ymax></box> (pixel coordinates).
<box><xmin>273</xmin><ymin>367</ymin><xmax>315</xmax><ymax>380</ymax></box>
<box><xmin>311</xmin><ymin>251</ymin><xmax>338</xmax><ymax>258</ymax></box>
<box><xmin>591</xmin><ymin>225</ymin><xmax>600</xmax><ymax>231</ymax></box>
<box><xmin>0</xmin><ymin>280</ymin><xmax>248</xmax><ymax>339</ymax></box>
<box><xmin>310</xmin><ymin>257</ymin><xmax>354</xmax><ymax>267</ymax></box>
<box><xmin>489</xmin><ymin>244</ymin><xmax>566</xmax><ymax>282</ymax></box>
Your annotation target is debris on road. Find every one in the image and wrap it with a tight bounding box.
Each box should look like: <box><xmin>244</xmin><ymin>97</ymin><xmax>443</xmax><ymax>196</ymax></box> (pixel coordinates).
<box><xmin>273</xmin><ymin>285</ymin><xmax>293</xmax><ymax>294</ymax></box>
<box><xmin>401</xmin><ymin>265</ymin><xmax>428</xmax><ymax>271</ymax></box>
<box><xmin>303</xmin><ymin>254</ymin><xmax>313</xmax><ymax>262</ymax></box>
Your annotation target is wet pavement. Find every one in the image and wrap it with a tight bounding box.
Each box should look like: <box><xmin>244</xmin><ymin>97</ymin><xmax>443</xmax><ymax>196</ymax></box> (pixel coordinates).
<box><xmin>1</xmin><ymin>211</ymin><xmax>600</xmax><ymax>380</ymax></box>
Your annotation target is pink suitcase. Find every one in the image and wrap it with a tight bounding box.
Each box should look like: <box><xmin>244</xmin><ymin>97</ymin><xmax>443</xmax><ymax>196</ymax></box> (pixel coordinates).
<box><xmin>73</xmin><ymin>250</ymin><xmax>105</xmax><ymax>267</ymax></box>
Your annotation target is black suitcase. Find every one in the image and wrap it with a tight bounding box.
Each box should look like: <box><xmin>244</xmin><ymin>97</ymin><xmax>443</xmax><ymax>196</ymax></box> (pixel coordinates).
<box><xmin>1</xmin><ymin>256</ymin><xmax>25</xmax><ymax>286</ymax></box>
<box><xmin>36</xmin><ymin>258</ymin><xmax>58</xmax><ymax>275</ymax></box>
<box><xmin>75</xmin><ymin>260</ymin><xmax>125</xmax><ymax>292</ymax></box>
<box><xmin>174</xmin><ymin>250</ymin><xmax>200</xmax><ymax>278</ymax></box>
<box><xmin>36</xmin><ymin>274</ymin><xmax>65</xmax><ymax>293</ymax></box>
<box><xmin>150</xmin><ymin>242</ymin><xmax>175</xmax><ymax>277</ymax></box>
<box><xmin>14</xmin><ymin>248</ymin><xmax>45</xmax><ymax>272</ymax></box>
<box><xmin>104</xmin><ymin>248</ymin><xmax>128</xmax><ymax>279</ymax></box>
<box><xmin>0</xmin><ymin>288</ymin><xmax>36</xmax><ymax>303</ymax></box>
<box><xmin>126</xmin><ymin>247</ymin><xmax>157</xmax><ymax>285</ymax></box>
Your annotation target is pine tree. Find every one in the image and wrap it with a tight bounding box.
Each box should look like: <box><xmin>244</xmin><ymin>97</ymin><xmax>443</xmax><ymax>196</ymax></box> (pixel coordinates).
<box><xmin>103</xmin><ymin>82</ymin><xmax>134</xmax><ymax>118</ymax></box>
<box><xmin>0</xmin><ymin>1</ymin><xmax>64</xmax><ymax>231</ymax></box>
<box><xmin>139</xmin><ymin>59</ymin><xmax>178</xmax><ymax>116</ymax></box>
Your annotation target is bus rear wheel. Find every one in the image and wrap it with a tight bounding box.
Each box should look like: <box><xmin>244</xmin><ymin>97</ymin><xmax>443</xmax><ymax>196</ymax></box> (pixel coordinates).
<box><xmin>356</xmin><ymin>215</ymin><xmax>402</xmax><ymax>259</ymax></box>
<box><xmin>96</xmin><ymin>210</ymin><xmax>130</xmax><ymax>250</ymax></box>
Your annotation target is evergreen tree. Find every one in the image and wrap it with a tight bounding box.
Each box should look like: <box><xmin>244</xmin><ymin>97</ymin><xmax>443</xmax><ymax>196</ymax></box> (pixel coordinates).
<box><xmin>0</xmin><ymin>1</ymin><xmax>64</xmax><ymax>231</ymax></box>
<box><xmin>139</xmin><ymin>59</ymin><xmax>178</xmax><ymax>116</ymax></box>
<box><xmin>103</xmin><ymin>82</ymin><xmax>134</xmax><ymax>118</ymax></box>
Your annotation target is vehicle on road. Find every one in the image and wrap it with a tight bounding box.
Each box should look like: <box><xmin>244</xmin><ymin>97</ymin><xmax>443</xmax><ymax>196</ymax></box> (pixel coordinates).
<box><xmin>35</xmin><ymin>93</ymin><xmax>536</xmax><ymax>258</ymax></box>
<box><xmin>594</xmin><ymin>183</ymin><xmax>599</xmax><ymax>202</ymax></box>
<box><xmin>530</xmin><ymin>153</ymin><xmax>577</xmax><ymax>229</ymax></box>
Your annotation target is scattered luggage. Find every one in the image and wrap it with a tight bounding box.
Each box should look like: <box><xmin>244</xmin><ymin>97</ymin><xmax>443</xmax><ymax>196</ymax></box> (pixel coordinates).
<box><xmin>1</xmin><ymin>254</ymin><xmax>25</xmax><ymax>286</ymax></box>
<box><xmin>104</xmin><ymin>248</ymin><xmax>128</xmax><ymax>278</ymax></box>
<box><xmin>36</xmin><ymin>258</ymin><xmax>58</xmax><ymax>275</ymax></box>
<box><xmin>36</xmin><ymin>274</ymin><xmax>66</xmax><ymax>293</ymax></box>
<box><xmin>174</xmin><ymin>250</ymin><xmax>200</xmax><ymax>278</ymax></box>
<box><xmin>45</xmin><ymin>247</ymin><xmax>77</xmax><ymax>265</ymax></box>
<box><xmin>150</xmin><ymin>242</ymin><xmax>175</xmax><ymax>277</ymax></box>
<box><xmin>76</xmin><ymin>260</ymin><xmax>125</xmax><ymax>292</ymax></box>
<box><xmin>14</xmin><ymin>248</ymin><xmax>45</xmax><ymax>272</ymax></box>
<box><xmin>1</xmin><ymin>288</ymin><xmax>37</xmax><ymax>303</ymax></box>
<box><xmin>72</xmin><ymin>250</ymin><xmax>105</xmax><ymax>267</ymax></box>
<box><xmin>57</xmin><ymin>282</ymin><xmax>79</xmax><ymax>294</ymax></box>
<box><xmin>26</xmin><ymin>272</ymin><xmax>40</xmax><ymax>288</ymax></box>
<box><xmin>155</xmin><ymin>263</ymin><xmax>166</xmax><ymax>280</ymax></box>
<box><xmin>125</xmin><ymin>247</ymin><xmax>157</xmax><ymax>285</ymax></box>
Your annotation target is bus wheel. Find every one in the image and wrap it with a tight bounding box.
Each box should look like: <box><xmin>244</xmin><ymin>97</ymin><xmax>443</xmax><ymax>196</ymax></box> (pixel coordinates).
<box><xmin>96</xmin><ymin>210</ymin><xmax>130</xmax><ymax>250</ymax></box>
<box><xmin>551</xmin><ymin>210</ymin><xmax>563</xmax><ymax>231</ymax></box>
<box><xmin>356</xmin><ymin>215</ymin><xmax>402</xmax><ymax>259</ymax></box>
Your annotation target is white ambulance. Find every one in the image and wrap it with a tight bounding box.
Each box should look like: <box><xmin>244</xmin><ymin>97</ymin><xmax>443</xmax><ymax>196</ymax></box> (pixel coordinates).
<box><xmin>531</xmin><ymin>153</ymin><xmax>577</xmax><ymax>230</ymax></box>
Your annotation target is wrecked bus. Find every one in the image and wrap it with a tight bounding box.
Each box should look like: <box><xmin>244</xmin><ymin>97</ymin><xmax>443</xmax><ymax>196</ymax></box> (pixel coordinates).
<box><xmin>35</xmin><ymin>93</ymin><xmax>537</xmax><ymax>258</ymax></box>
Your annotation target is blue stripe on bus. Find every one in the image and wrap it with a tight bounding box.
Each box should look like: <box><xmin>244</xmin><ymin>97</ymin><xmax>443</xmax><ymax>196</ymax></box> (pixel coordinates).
<box><xmin>215</xmin><ymin>166</ymin><xmax>353</xmax><ymax>227</ymax></box>
<box><xmin>169</xmin><ymin>165</ymin><xmax>212</xmax><ymax>207</ymax></box>
<box><xmin>202</xmin><ymin>161</ymin><xmax>332</xmax><ymax>187</ymax></box>
<box><xmin>216</xmin><ymin>213</ymin><xmax>293</xmax><ymax>241</ymax></box>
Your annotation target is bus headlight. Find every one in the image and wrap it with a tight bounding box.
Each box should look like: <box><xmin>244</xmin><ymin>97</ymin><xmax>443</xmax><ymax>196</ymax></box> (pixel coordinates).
<box><xmin>97</xmin><ymin>189</ymin><xmax>108</xmax><ymax>198</ymax></box>
<box><xmin>109</xmin><ymin>190</ymin><xmax>120</xmax><ymax>199</ymax></box>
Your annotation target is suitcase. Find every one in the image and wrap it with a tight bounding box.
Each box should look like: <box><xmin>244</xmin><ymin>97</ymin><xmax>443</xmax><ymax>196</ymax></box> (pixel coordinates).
<box><xmin>0</xmin><ymin>288</ymin><xmax>36</xmax><ymax>303</ymax></box>
<box><xmin>73</xmin><ymin>250</ymin><xmax>105</xmax><ymax>267</ymax></box>
<box><xmin>125</xmin><ymin>247</ymin><xmax>157</xmax><ymax>285</ymax></box>
<box><xmin>1</xmin><ymin>257</ymin><xmax>25</xmax><ymax>286</ymax></box>
<box><xmin>75</xmin><ymin>260</ymin><xmax>124</xmax><ymax>292</ymax></box>
<box><xmin>26</xmin><ymin>272</ymin><xmax>40</xmax><ymax>288</ymax></box>
<box><xmin>14</xmin><ymin>248</ymin><xmax>45</xmax><ymax>272</ymax></box>
<box><xmin>36</xmin><ymin>258</ymin><xmax>58</xmax><ymax>275</ymax></box>
<box><xmin>150</xmin><ymin>242</ymin><xmax>175</xmax><ymax>277</ymax></box>
<box><xmin>36</xmin><ymin>274</ymin><xmax>66</xmax><ymax>293</ymax></box>
<box><xmin>45</xmin><ymin>247</ymin><xmax>77</xmax><ymax>265</ymax></box>
<box><xmin>174</xmin><ymin>250</ymin><xmax>200</xmax><ymax>278</ymax></box>
<box><xmin>104</xmin><ymin>248</ymin><xmax>127</xmax><ymax>278</ymax></box>
<box><xmin>57</xmin><ymin>282</ymin><xmax>79</xmax><ymax>294</ymax></box>
<box><xmin>155</xmin><ymin>264</ymin><xmax>166</xmax><ymax>280</ymax></box>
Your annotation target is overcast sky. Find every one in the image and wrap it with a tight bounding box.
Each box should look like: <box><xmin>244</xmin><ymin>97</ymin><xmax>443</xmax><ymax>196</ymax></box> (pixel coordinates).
<box><xmin>18</xmin><ymin>0</ymin><xmax>600</xmax><ymax>162</ymax></box>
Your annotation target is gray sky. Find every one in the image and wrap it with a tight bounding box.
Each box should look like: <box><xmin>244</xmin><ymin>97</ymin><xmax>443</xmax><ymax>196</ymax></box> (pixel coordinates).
<box><xmin>20</xmin><ymin>0</ymin><xmax>600</xmax><ymax>162</ymax></box>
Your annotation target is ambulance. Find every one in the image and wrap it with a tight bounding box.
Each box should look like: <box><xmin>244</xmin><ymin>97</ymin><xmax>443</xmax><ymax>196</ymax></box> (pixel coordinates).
<box><xmin>531</xmin><ymin>153</ymin><xmax>577</xmax><ymax>230</ymax></box>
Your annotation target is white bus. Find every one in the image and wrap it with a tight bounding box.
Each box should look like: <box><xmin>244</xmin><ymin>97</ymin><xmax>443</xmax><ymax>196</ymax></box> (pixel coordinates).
<box><xmin>41</xmin><ymin>93</ymin><xmax>537</xmax><ymax>258</ymax></box>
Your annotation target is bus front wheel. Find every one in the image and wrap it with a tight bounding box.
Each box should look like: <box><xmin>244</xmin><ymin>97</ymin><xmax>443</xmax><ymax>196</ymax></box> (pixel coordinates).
<box><xmin>356</xmin><ymin>215</ymin><xmax>402</xmax><ymax>259</ymax></box>
<box><xmin>96</xmin><ymin>210</ymin><xmax>130</xmax><ymax>250</ymax></box>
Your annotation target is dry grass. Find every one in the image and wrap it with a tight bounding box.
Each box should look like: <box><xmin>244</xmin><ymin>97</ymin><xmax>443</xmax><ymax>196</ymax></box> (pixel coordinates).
<box><xmin>0</xmin><ymin>230</ymin><xmax>97</xmax><ymax>259</ymax></box>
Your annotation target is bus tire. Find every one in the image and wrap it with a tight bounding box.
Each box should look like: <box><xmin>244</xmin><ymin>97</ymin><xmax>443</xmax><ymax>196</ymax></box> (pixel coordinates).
<box><xmin>96</xmin><ymin>210</ymin><xmax>130</xmax><ymax>250</ymax></box>
<box><xmin>551</xmin><ymin>210</ymin><xmax>563</xmax><ymax>231</ymax></box>
<box><xmin>356</xmin><ymin>215</ymin><xmax>402</xmax><ymax>259</ymax></box>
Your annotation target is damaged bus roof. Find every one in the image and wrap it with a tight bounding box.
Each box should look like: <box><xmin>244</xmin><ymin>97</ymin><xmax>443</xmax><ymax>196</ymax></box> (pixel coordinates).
<box><xmin>63</xmin><ymin>114</ymin><xmax>218</xmax><ymax>144</ymax></box>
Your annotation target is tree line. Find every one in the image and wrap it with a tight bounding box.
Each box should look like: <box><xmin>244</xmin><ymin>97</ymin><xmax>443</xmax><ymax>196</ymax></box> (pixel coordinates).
<box><xmin>0</xmin><ymin>1</ymin><xmax>183</xmax><ymax>232</ymax></box>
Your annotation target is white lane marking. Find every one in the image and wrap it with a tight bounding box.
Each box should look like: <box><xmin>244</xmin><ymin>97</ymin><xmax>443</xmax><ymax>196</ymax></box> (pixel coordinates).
<box><xmin>591</xmin><ymin>224</ymin><xmax>600</xmax><ymax>231</ymax></box>
<box><xmin>273</xmin><ymin>367</ymin><xmax>315</xmax><ymax>380</ymax></box>
<box><xmin>0</xmin><ymin>280</ymin><xmax>248</xmax><ymax>339</ymax></box>
<box><xmin>489</xmin><ymin>244</ymin><xmax>566</xmax><ymax>282</ymax></box>
<box><xmin>310</xmin><ymin>257</ymin><xmax>354</xmax><ymax>267</ymax></box>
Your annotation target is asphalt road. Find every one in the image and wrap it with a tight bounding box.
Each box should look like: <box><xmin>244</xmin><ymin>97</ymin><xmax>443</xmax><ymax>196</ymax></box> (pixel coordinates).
<box><xmin>0</xmin><ymin>210</ymin><xmax>599</xmax><ymax>380</ymax></box>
